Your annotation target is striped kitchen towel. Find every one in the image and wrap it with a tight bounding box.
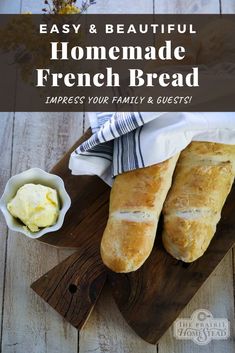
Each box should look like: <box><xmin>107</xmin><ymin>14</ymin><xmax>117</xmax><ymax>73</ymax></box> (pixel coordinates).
<box><xmin>69</xmin><ymin>112</ymin><xmax>161</xmax><ymax>184</ymax></box>
<box><xmin>69</xmin><ymin>112</ymin><xmax>235</xmax><ymax>186</ymax></box>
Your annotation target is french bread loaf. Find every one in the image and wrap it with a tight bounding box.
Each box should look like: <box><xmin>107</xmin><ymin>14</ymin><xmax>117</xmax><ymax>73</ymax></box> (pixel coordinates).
<box><xmin>101</xmin><ymin>154</ymin><xmax>179</xmax><ymax>273</ymax></box>
<box><xmin>163</xmin><ymin>142</ymin><xmax>235</xmax><ymax>263</ymax></box>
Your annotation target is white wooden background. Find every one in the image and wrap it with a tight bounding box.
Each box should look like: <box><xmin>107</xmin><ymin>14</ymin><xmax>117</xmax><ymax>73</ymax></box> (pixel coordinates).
<box><xmin>0</xmin><ymin>1</ymin><xmax>234</xmax><ymax>352</ymax></box>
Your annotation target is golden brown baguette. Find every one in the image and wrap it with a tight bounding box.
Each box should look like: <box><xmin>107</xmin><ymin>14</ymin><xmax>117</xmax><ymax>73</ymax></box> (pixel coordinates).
<box><xmin>163</xmin><ymin>142</ymin><xmax>235</xmax><ymax>263</ymax></box>
<box><xmin>100</xmin><ymin>154</ymin><xmax>179</xmax><ymax>273</ymax></box>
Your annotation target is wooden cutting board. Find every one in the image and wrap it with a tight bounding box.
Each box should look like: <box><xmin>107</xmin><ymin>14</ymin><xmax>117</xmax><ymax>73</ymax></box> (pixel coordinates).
<box><xmin>109</xmin><ymin>187</ymin><xmax>235</xmax><ymax>343</ymax></box>
<box><xmin>33</xmin><ymin>129</ymin><xmax>110</xmax><ymax>331</ymax></box>
<box><xmin>32</xmin><ymin>130</ymin><xmax>235</xmax><ymax>344</ymax></box>
<box><xmin>39</xmin><ymin>129</ymin><xmax>110</xmax><ymax>249</ymax></box>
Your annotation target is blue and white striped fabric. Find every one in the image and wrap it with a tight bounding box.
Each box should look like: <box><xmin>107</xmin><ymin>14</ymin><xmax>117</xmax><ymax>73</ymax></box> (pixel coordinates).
<box><xmin>77</xmin><ymin>112</ymin><xmax>149</xmax><ymax>175</ymax></box>
<box><xmin>78</xmin><ymin>112</ymin><xmax>147</xmax><ymax>152</ymax></box>
<box><xmin>70</xmin><ymin>112</ymin><xmax>162</xmax><ymax>182</ymax></box>
<box><xmin>69</xmin><ymin>112</ymin><xmax>235</xmax><ymax>186</ymax></box>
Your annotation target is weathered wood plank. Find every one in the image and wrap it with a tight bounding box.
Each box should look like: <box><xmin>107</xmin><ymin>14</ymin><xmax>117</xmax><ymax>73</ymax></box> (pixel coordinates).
<box><xmin>88</xmin><ymin>0</ymin><xmax>154</xmax><ymax>14</ymax></box>
<box><xmin>154</xmin><ymin>0</ymin><xmax>220</xmax><ymax>13</ymax></box>
<box><xmin>80</xmin><ymin>285</ymin><xmax>156</xmax><ymax>353</ymax></box>
<box><xmin>159</xmin><ymin>254</ymin><xmax>235</xmax><ymax>353</ymax></box>
<box><xmin>1</xmin><ymin>112</ymin><xmax>83</xmax><ymax>353</ymax></box>
<box><xmin>83</xmin><ymin>114</ymin><xmax>90</xmax><ymax>132</ymax></box>
<box><xmin>221</xmin><ymin>1</ymin><xmax>235</xmax><ymax>351</ymax></box>
<box><xmin>0</xmin><ymin>0</ymin><xmax>21</xmax><ymax>14</ymax></box>
<box><xmin>0</xmin><ymin>113</ymin><xmax>14</xmax><ymax>347</ymax></box>
<box><xmin>80</xmin><ymin>1</ymin><xmax>156</xmax><ymax>353</ymax></box>
<box><xmin>21</xmin><ymin>0</ymin><xmax>84</xmax><ymax>14</ymax></box>
<box><xmin>0</xmin><ymin>2</ymin><xmax>90</xmax><ymax>352</ymax></box>
<box><xmin>154</xmin><ymin>1</ymin><xmax>234</xmax><ymax>353</ymax></box>
<box><xmin>220</xmin><ymin>0</ymin><xmax>235</xmax><ymax>13</ymax></box>
<box><xmin>0</xmin><ymin>0</ymin><xmax>20</xmax><ymax>348</ymax></box>
<box><xmin>21</xmin><ymin>0</ymin><xmax>45</xmax><ymax>13</ymax></box>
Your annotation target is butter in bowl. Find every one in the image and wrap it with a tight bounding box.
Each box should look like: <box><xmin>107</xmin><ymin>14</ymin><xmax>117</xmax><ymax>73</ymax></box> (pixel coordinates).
<box><xmin>0</xmin><ymin>168</ymin><xmax>71</xmax><ymax>239</ymax></box>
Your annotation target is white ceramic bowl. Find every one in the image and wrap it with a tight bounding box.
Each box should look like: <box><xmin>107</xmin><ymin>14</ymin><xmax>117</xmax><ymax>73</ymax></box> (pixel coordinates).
<box><xmin>0</xmin><ymin>168</ymin><xmax>71</xmax><ymax>239</ymax></box>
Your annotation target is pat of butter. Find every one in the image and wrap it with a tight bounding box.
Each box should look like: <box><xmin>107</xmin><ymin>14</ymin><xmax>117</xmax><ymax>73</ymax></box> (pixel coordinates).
<box><xmin>7</xmin><ymin>183</ymin><xmax>59</xmax><ymax>232</ymax></box>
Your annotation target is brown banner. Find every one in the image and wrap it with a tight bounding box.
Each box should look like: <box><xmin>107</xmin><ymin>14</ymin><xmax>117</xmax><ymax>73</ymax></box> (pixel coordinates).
<box><xmin>0</xmin><ymin>14</ymin><xmax>235</xmax><ymax>112</ymax></box>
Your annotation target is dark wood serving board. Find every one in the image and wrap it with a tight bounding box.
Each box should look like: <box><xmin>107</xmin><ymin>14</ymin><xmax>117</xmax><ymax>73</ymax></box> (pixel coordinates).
<box><xmin>32</xmin><ymin>130</ymin><xmax>235</xmax><ymax>344</ymax></box>
<box><xmin>39</xmin><ymin>129</ymin><xmax>110</xmax><ymax>249</ymax></box>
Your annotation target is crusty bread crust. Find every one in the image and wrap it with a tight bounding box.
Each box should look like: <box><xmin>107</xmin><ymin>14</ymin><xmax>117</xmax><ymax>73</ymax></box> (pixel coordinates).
<box><xmin>101</xmin><ymin>154</ymin><xmax>179</xmax><ymax>273</ymax></box>
<box><xmin>163</xmin><ymin>142</ymin><xmax>235</xmax><ymax>262</ymax></box>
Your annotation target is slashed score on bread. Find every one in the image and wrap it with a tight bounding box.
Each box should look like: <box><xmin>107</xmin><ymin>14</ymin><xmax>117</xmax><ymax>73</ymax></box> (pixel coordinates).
<box><xmin>163</xmin><ymin>142</ymin><xmax>235</xmax><ymax>262</ymax></box>
<box><xmin>101</xmin><ymin>141</ymin><xmax>235</xmax><ymax>272</ymax></box>
<box><xmin>100</xmin><ymin>154</ymin><xmax>179</xmax><ymax>273</ymax></box>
